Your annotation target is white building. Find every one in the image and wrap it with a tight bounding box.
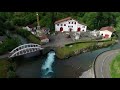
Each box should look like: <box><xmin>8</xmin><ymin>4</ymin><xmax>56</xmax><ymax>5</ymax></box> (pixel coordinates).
<box><xmin>99</xmin><ymin>26</ymin><xmax>115</xmax><ymax>39</ymax></box>
<box><xmin>54</xmin><ymin>17</ymin><xmax>87</xmax><ymax>32</ymax></box>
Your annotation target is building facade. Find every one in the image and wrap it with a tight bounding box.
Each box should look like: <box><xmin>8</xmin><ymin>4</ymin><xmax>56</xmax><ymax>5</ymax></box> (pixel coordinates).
<box><xmin>99</xmin><ymin>26</ymin><xmax>115</xmax><ymax>39</ymax></box>
<box><xmin>55</xmin><ymin>17</ymin><xmax>87</xmax><ymax>32</ymax></box>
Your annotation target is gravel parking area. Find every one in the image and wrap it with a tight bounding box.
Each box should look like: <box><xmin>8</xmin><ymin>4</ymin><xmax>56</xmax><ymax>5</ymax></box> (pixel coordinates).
<box><xmin>43</xmin><ymin>32</ymin><xmax>74</xmax><ymax>47</ymax></box>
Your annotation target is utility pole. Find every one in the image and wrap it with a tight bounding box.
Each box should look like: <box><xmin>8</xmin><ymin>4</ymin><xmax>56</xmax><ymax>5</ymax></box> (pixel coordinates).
<box><xmin>36</xmin><ymin>12</ymin><xmax>40</xmax><ymax>30</ymax></box>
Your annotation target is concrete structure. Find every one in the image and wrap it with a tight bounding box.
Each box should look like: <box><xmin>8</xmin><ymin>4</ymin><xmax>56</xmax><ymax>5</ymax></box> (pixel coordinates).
<box><xmin>55</xmin><ymin>17</ymin><xmax>87</xmax><ymax>32</ymax></box>
<box><xmin>9</xmin><ymin>43</ymin><xmax>44</xmax><ymax>58</ymax></box>
<box><xmin>90</xmin><ymin>30</ymin><xmax>100</xmax><ymax>37</ymax></box>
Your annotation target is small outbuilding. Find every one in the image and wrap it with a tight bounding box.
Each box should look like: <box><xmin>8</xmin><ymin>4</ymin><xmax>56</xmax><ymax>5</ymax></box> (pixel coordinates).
<box><xmin>99</xmin><ymin>26</ymin><xmax>115</xmax><ymax>39</ymax></box>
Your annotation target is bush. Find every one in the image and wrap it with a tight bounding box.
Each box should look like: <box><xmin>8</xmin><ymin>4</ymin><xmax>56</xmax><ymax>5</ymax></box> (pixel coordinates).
<box><xmin>0</xmin><ymin>59</ymin><xmax>10</xmax><ymax>78</ymax></box>
<box><xmin>28</xmin><ymin>34</ymin><xmax>41</xmax><ymax>44</ymax></box>
<box><xmin>16</xmin><ymin>28</ymin><xmax>31</xmax><ymax>37</ymax></box>
<box><xmin>16</xmin><ymin>28</ymin><xmax>41</xmax><ymax>44</ymax></box>
<box><xmin>7</xmin><ymin>70</ymin><xmax>16</xmax><ymax>78</ymax></box>
<box><xmin>0</xmin><ymin>38</ymin><xmax>20</xmax><ymax>55</ymax></box>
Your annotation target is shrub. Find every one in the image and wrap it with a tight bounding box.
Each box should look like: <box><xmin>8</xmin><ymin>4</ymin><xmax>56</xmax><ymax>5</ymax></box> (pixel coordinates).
<box><xmin>16</xmin><ymin>28</ymin><xmax>41</xmax><ymax>44</ymax></box>
<box><xmin>0</xmin><ymin>59</ymin><xmax>10</xmax><ymax>78</ymax></box>
<box><xmin>7</xmin><ymin>70</ymin><xmax>16</xmax><ymax>78</ymax></box>
<box><xmin>16</xmin><ymin>28</ymin><xmax>31</xmax><ymax>37</ymax></box>
<box><xmin>28</xmin><ymin>35</ymin><xmax>41</xmax><ymax>44</ymax></box>
<box><xmin>0</xmin><ymin>38</ymin><xmax>20</xmax><ymax>55</ymax></box>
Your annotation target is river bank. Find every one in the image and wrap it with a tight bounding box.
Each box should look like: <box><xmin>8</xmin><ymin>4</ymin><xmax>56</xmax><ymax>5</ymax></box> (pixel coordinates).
<box><xmin>56</xmin><ymin>39</ymin><xmax>117</xmax><ymax>59</ymax></box>
<box><xmin>14</xmin><ymin>40</ymin><xmax>120</xmax><ymax>78</ymax></box>
<box><xmin>79</xmin><ymin>68</ymin><xmax>95</xmax><ymax>78</ymax></box>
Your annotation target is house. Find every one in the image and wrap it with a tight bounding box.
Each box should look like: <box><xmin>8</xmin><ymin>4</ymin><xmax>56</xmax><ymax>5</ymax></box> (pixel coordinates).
<box><xmin>23</xmin><ymin>26</ymin><xmax>31</xmax><ymax>32</ymax></box>
<box><xmin>23</xmin><ymin>24</ymin><xmax>37</xmax><ymax>35</ymax></box>
<box><xmin>54</xmin><ymin>17</ymin><xmax>87</xmax><ymax>32</ymax></box>
<box><xmin>39</xmin><ymin>34</ymin><xmax>49</xmax><ymax>44</ymax></box>
<box><xmin>99</xmin><ymin>26</ymin><xmax>115</xmax><ymax>39</ymax></box>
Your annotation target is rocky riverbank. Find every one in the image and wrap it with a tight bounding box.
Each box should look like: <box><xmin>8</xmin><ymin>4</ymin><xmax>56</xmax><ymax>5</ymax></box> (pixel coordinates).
<box><xmin>79</xmin><ymin>68</ymin><xmax>95</xmax><ymax>78</ymax></box>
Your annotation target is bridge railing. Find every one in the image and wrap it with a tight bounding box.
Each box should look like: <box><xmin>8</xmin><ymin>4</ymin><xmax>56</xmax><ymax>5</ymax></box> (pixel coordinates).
<box><xmin>9</xmin><ymin>46</ymin><xmax>44</xmax><ymax>58</ymax></box>
<box><xmin>10</xmin><ymin>43</ymin><xmax>41</xmax><ymax>54</ymax></box>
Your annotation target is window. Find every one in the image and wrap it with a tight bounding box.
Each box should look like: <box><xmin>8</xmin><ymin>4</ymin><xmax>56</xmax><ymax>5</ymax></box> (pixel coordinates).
<box><xmin>57</xmin><ymin>24</ymin><xmax>59</xmax><ymax>26</ymax></box>
<box><xmin>69</xmin><ymin>22</ymin><xmax>70</xmax><ymax>24</ymax></box>
<box><xmin>75</xmin><ymin>22</ymin><xmax>76</xmax><ymax>24</ymax></box>
<box><xmin>72</xmin><ymin>22</ymin><xmax>73</xmax><ymax>24</ymax></box>
<box><xmin>64</xmin><ymin>24</ymin><xmax>66</xmax><ymax>26</ymax></box>
<box><xmin>101</xmin><ymin>34</ymin><xmax>103</xmax><ymax>35</ymax></box>
<box><xmin>61</xmin><ymin>24</ymin><xmax>63</xmax><ymax>26</ymax></box>
<box><xmin>83</xmin><ymin>26</ymin><xmax>85</xmax><ymax>28</ymax></box>
<box><xmin>82</xmin><ymin>30</ymin><xmax>84</xmax><ymax>31</ymax></box>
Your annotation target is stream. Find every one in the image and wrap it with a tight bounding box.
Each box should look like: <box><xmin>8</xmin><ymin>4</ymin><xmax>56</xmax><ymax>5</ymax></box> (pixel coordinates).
<box><xmin>14</xmin><ymin>34</ymin><xmax>120</xmax><ymax>78</ymax></box>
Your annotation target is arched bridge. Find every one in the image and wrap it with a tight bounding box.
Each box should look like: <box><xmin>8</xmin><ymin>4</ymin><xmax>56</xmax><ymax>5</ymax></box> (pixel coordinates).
<box><xmin>9</xmin><ymin>43</ymin><xmax>44</xmax><ymax>58</ymax></box>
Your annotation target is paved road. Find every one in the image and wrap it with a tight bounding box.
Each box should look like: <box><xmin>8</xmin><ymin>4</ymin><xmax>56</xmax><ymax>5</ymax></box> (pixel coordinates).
<box><xmin>95</xmin><ymin>49</ymin><xmax>120</xmax><ymax>78</ymax></box>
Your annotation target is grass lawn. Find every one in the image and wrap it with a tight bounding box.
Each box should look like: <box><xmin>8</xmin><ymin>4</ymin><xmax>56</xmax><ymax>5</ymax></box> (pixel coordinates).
<box><xmin>0</xmin><ymin>58</ymin><xmax>10</xmax><ymax>78</ymax></box>
<box><xmin>28</xmin><ymin>34</ymin><xmax>41</xmax><ymax>44</ymax></box>
<box><xmin>110</xmin><ymin>53</ymin><xmax>120</xmax><ymax>78</ymax></box>
<box><xmin>56</xmin><ymin>42</ymin><xmax>93</xmax><ymax>59</ymax></box>
<box><xmin>56</xmin><ymin>39</ymin><xmax>116</xmax><ymax>59</ymax></box>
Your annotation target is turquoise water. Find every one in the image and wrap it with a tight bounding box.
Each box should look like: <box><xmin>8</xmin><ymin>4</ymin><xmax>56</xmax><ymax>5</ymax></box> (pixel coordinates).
<box><xmin>41</xmin><ymin>51</ymin><xmax>55</xmax><ymax>78</ymax></box>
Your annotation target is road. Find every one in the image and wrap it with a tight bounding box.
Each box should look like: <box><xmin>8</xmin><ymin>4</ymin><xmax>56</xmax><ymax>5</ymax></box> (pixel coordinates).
<box><xmin>94</xmin><ymin>49</ymin><xmax>120</xmax><ymax>78</ymax></box>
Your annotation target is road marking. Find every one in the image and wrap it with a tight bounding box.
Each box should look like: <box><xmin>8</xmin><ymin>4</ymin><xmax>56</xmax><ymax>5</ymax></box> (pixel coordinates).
<box><xmin>100</xmin><ymin>51</ymin><xmax>119</xmax><ymax>78</ymax></box>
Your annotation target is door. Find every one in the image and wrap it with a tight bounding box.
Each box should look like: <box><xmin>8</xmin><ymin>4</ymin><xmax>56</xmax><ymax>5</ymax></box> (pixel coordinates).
<box><xmin>104</xmin><ymin>34</ymin><xmax>109</xmax><ymax>38</ymax></box>
<box><xmin>77</xmin><ymin>27</ymin><xmax>81</xmax><ymax>32</ymax></box>
<box><xmin>69</xmin><ymin>28</ymin><xmax>72</xmax><ymax>32</ymax></box>
<box><xmin>60</xmin><ymin>27</ymin><xmax>63</xmax><ymax>32</ymax></box>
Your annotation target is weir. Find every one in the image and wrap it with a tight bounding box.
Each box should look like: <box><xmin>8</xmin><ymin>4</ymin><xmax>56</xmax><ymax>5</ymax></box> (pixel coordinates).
<box><xmin>41</xmin><ymin>51</ymin><xmax>55</xmax><ymax>78</ymax></box>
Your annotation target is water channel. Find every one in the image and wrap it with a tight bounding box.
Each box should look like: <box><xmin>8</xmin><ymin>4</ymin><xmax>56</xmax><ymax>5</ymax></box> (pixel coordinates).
<box><xmin>14</xmin><ymin>34</ymin><xmax>120</xmax><ymax>78</ymax></box>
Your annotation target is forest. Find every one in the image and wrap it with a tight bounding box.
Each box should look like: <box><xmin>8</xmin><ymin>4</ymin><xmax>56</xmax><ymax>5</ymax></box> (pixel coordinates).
<box><xmin>0</xmin><ymin>12</ymin><xmax>120</xmax><ymax>35</ymax></box>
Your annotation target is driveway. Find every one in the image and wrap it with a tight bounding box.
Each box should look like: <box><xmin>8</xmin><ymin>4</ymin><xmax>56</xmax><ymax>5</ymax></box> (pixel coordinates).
<box><xmin>42</xmin><ymin>32</ymin><xmax>74</xmax><ymax>48</ymax></box>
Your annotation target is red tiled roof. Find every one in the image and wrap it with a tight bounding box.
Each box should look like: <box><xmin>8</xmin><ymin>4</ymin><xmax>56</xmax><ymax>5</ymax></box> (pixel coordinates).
<box><xmin>54</xmin><ymin>17</ymin><xmax>72</xmax><ymax>24</ymax></box>
<box><xmin>100</xmin><ymin>26</ymin><xmax>115</xmax><ymax>32</ymax></box>
<box><xmin>27</xmin><ymin>24</ymin><xmax>34</xmax><ymax>28</ymax></box>
<box><xmin>39</xmin><ymin>35</ymin><xmax>48</xmax><ymax>40</ymax></box>
<box><xmin>54</xmin><ymin>17</ymin><xmax>86</xmax><ymax>26</ymax></box>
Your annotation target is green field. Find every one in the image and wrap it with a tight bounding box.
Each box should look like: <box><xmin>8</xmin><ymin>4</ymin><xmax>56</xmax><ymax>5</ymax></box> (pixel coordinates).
<box><xmin>56</xmin><ymin>42</ymin><xmax>92</xmax><ymax>59</ymax></box>
<box><xmin>56</xmin><ymin>39</ymin><xmax>116</xmax><ymax>59</ymax></box>
<box><xmin>110</xmin><ymin>53</ymin><xmax>120</xmax><ymax>78</ymax></box>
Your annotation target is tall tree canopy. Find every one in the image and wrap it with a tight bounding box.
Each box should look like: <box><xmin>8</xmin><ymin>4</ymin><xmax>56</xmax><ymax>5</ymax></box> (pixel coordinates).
<box><xmin>0</xmin><ymin>12</ymin><xmax>120</xmax><ymax>33</ymax></box>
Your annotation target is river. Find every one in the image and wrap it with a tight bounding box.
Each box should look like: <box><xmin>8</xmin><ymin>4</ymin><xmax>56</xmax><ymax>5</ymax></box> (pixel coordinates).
<box><xmin>15</xmin><ymin>34</ymin><xmax>120</xmax><ymax>78</ymax></box>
